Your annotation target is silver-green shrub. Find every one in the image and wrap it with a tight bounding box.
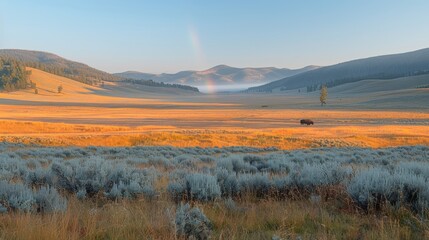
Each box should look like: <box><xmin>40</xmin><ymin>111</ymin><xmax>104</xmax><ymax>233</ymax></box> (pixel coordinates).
<box><xmin>175</xmin><ymin>203</ymin><xmax>212</xmax><ymax>240</ymax></box>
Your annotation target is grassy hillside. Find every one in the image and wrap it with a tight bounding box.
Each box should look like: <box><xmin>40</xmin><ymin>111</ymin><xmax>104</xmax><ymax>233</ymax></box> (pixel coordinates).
<box><xmin>330</xmin><ymin>73</ymin><xmax>429</xmax><ymax>94</ymax></box>
<box><xmin>248</xmin><ymin>48</ymin><xmax>429</xmax><ymax>92</ymax></box>
<box><xmin>0</xmin><ymin>49</ymin><xmax>121</xmax><ymax>85</ymax></box>
<box><xmin>0</xmin><ymin>67</ymin><xmax>200</xmax><ymax>105</ymax></box>
<box><xmin>26</xmin><ymin>67</ymin><xmax>101</xmax><ymax>96</ymax></box>
<box><xmin>0</xmin><ymin>50</ymin><xmax>199</xmax><ymax>95</ymax></box>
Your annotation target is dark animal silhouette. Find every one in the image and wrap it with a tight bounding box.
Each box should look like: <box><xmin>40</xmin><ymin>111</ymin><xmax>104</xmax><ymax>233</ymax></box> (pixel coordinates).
<box><xmin>300</xmin><ymin>119</ymin><xmax>314</xmax><ymax>125</ymax></box>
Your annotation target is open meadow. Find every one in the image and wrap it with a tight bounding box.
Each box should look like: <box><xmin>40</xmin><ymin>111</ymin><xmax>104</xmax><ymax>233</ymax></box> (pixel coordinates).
<box><xmin>0</xmin><ymin>68</ymin><xmax>427</xmax><ymax>150</ymax></box>
<box><xmin>0</xmin><ymin>67</ymin><xmax>428</xmax><ymax>239</ymax></box>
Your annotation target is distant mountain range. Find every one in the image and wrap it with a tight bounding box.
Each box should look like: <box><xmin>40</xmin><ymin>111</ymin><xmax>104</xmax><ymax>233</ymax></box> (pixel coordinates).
<box><xmin>115</xmin><ymin>65</ymin><xmax>320</xmax><ymax>86</ymax></box>
<box><xmin>248</xmin><ymin>48</ymin><xmax>429</xmax><ymax>92</ymax></box>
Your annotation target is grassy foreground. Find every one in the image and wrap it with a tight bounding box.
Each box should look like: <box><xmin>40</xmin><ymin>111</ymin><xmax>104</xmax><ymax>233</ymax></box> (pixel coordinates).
<box><xmin>1</xmin><ymin>196</ymin><xmax>427</xmax><ymax>240</ymax></box>
<box><xmin>0</xmin><ymin>144</ymin><xmax>428</xmax><ymax>239</ymax></box>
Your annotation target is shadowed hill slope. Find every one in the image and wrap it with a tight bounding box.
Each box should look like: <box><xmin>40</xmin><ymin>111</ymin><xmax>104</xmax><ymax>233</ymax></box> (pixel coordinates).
<box><xmin>329</xmin><ymin>74</ymin><xmax>429</xmax><ymax>94</ymax></box>
<box><xmin>248</xmin><ymin>48</ymin><xmax>429</xmax><ymax>92</ymax></box>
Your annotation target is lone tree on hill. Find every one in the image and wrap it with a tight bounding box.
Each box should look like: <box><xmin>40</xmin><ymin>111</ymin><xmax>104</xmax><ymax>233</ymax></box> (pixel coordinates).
<box><xmin>57</xmin><ymin>85</ymin><xmax>63</xmax><ymax>93</ymax></box>
<box><xmin>320</xmin><ymin>85</ymin><xmax>328</xmax><ymax>106</ymax></box>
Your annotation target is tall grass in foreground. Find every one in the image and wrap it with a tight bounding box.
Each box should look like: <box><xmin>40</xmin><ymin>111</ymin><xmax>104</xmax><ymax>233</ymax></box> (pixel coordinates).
<box><xmin>0</xmin><ymin>143</ymin><xmax>428</xmax><ymax>239</ymax></box>
<box><xmin>0</xmin><ymin>197</ymin><xmax>427</xmax><ymax>239</ymax></box>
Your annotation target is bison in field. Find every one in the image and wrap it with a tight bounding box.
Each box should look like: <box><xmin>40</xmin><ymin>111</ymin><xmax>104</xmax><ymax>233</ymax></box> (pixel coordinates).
<box><xmin>300</xmin><ymin>119</ymin><xmax>314</xmax><ymax>125</ymax></box>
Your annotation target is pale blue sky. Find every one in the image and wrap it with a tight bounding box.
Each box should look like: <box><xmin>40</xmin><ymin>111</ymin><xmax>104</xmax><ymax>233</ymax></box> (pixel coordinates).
<box><xmin>1</xmin><ymin>0</ymin><xmax>428</xmax><ymax>73</ymax></box>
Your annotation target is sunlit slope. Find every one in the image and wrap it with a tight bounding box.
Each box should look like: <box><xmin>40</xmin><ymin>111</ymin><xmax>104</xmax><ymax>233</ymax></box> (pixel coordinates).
<box><xmin>0</xmin><ymin>68</ymin><xmax>218</xmax><ymax>106</ymax></box>
<box><xmin>24</xmin><ymin>67</ymin><xmax>199</xmax><ymax>98</ymax></box>
<box><xmin>0</xmin><ymin>67</ymin><xmax>109</xmax><ymax>103</ymax></box>
<box><xmin>27</xmin><ymin>67</ymin><xmax>101</xmax><ymax>95</ymax></box>
<box><xmin>0</xmin><ymin>67</ymin><xmax>121</xmax><ymax>103</ymax></box>
<box><xmin>0</xmin><ymin>49</ymin><xmax>121</xmax><ymax>83</ymax></box>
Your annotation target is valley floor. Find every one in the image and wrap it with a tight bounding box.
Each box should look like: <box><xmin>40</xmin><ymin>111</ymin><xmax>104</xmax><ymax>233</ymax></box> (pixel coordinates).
<box><xmin>0</xmin><ymin>68</ymin><xmax>428</xmax><ymax>239</ymax></box>
<box><xmin>0</xmin><ymin>103</ymin><xmax>427</xmax><ymax>149</ymax></box>
<box><xmin>0</xmin><ymin>67</ymin><xmax>427</xmax><ymax>150</ymax></box>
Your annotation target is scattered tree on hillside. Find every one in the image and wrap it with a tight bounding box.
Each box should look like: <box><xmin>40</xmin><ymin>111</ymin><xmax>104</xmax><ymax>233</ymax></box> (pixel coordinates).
<box><xmin>34</xmin><ymin>88</ymin><xmax>38</xmax><ymax>94</ymax></box>
<box><xmin>29</xmin><ymin>81</ymin><xmax>36</xmax><ymax>89</ymax></box>
<box><xmin>57</xmin><ymin>85</ymin><xmax>63</xmax><ymax>93</ymax></box>
<box><xmin>320</xmin><ymin>85</ymin><xmax>328</xmax><ymax>106</ymax></box>
<box><xmin>306</xmin><ymin>84</ymin><xmax>319</xmax><ymax>92</ymax></box>
<box><xmin>416</xmin><ymin>84</ymin><xmax>429</xmax><ymax>89</ymax></box>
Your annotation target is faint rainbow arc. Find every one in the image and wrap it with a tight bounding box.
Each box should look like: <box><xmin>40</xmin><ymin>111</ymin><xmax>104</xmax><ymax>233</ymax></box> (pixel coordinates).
<box><xmin>188</xmin><ymin>25</ymin><xmax>215</xmax><ymax>93</ymax></box>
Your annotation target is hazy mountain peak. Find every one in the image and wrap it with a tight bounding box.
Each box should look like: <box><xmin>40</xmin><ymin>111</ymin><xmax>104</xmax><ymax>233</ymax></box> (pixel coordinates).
<box><xmin>210</xmin><ymin>64</ymin><xmax>232</xmax><ymax>70</ymax></box>
<box><xmin>115</xmin><ymin>65</ymin><xmax>316</xmax><ymax>87</ymax></box>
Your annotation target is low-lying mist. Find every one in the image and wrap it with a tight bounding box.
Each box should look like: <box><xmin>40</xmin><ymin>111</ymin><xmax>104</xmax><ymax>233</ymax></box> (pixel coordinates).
<box><xmin>195</xmin><ymin>83</ymin><xmax>267</xmax><ymax>93</ymax></box>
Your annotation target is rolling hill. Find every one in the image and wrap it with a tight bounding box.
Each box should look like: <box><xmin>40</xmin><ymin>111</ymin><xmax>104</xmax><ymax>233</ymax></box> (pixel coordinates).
<box><xmin>0</xmin><ymin>67</ymin><xmax>201</xmax><ymax>105</ymax></box>
<box><xmin>329</xmin><ymin>74</ymin><xmax>429</xmax><ymax>94</ymax></box>
<box><xmin>0</xmin><ymin>49</ymin><xmax>122</xmax><ymax>84</ymax></box>
<box><xmin>115</xmin><ymin>65</ymin><xmax>319</xmax><ymax>86</ymax></box>
<box><xmin>25</xmin><ymin>67</ymin><xmax>101</xmax><ymax>96</ymax></box>
<box><xmin>0</xmin><ymin>49</ymin><xmax>200</xmax><ymax>94</ymax></box>
<box><xmin>248</xmin><ymin>48</ymin><xmax>429</xmax><ymax>92</ymax></box>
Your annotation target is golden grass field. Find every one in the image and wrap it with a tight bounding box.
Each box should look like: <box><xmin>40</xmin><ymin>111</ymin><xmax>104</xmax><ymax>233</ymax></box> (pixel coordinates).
<box><xmin>0</xmin><ymin>119</ymin><xmax>428</xmax><ymax>149</ymax></box>
<box><xmin>0</xmin><ymin>68</ymin><xmax>426</xmax><ymax>150</ymax></box>
<box><xmin>0</xmin><ymin>104</ymin><xmax>427</xmax><ymax>149</ymax></box>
